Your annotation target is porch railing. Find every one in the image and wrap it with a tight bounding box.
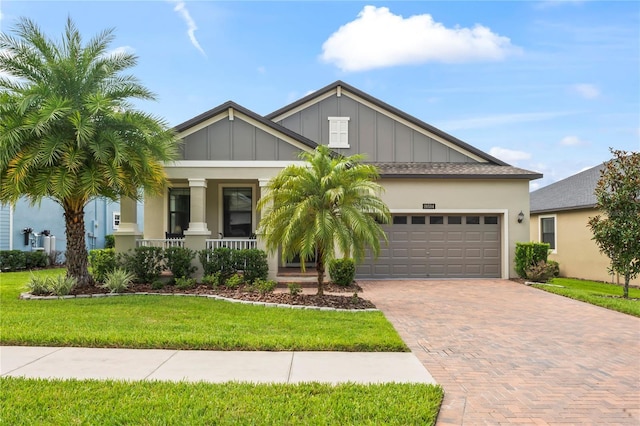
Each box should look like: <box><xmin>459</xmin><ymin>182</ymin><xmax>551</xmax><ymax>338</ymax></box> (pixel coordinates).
<box><xmin>206</xmin><ymin>239</ymin><xmax>257</xmax><ymax>251</ymax></box>
<box><xmin>136</xmin><ymin>239</ymin><xmax>185</xmax><ymax>249</ymax></box>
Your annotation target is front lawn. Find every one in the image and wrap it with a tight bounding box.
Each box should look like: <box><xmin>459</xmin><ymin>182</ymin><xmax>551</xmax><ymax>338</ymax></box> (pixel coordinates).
<box><xmin>533</xmin><ymin>278</ymin><xmax>640</xmax><ymax>317</ymax></box>
<box><xmin>0</xmin><ymin>269</ymin><xmax>407</xmax><ymax>351</ymax></box>
<box><xmin>0</xmin><ymin>377</ymin><xmax>444</xmax><ymax>425</ymax></box>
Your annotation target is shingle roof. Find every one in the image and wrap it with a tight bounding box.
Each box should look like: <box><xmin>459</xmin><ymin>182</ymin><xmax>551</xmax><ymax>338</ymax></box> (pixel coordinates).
<box><xmin>370</xmin><ymin>162</ymin><xmax>542</xmax><ymax>180</ymax></box>
<box><xmin>530</xmin><ymin>163</ymin><xmax>604</xmax><ymax>213</ymax></box>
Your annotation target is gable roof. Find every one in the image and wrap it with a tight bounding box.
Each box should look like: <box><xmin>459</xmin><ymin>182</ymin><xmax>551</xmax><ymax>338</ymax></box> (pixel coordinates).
<box><xmin>173</xmin><ymin>101</ymin><xmax>319</xmax><ymax>150</ymax></box>
<box><xmin>266</xmin><ymin>80</ymin><xmax>509</xmax><ymax>166</ymax></box>
<box><xmin>530</xmin><ymin>163</ymin><xmax>603</xmax><ymax>213</ymax></box>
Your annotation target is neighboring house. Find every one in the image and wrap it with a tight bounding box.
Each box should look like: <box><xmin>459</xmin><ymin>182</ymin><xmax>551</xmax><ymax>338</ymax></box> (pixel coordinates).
<box><xmin>530</xmin><ymin>164</ymin><xmax>638</xmax><ymax>285</ymax></box>
<box><xmin>116</xmin><ymin>81</ymin><xmax>541</xmax><ymax>280</ymax></box>
<box><xmin>0</xmin><ymin>197</ymin><xmax>141</xmax><ymax>256</ymax></box>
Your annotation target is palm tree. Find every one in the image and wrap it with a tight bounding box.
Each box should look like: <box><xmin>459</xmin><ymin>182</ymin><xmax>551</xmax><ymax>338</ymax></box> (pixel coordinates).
<box><xmin>0</xmin><ymin>18</ymin><xmax>178</xmax><ymax>286</ymax></box>
<box><xmin>258</xmin><ymin>145</ymin><xmax>390</xmax><ymax>295</ymax></box>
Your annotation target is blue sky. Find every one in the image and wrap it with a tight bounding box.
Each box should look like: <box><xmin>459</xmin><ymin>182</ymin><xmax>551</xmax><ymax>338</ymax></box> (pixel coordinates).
<box><xmin>1</xmin><ymin>1</ymin><xmax>638</xmax><ymax>189</ymax></box>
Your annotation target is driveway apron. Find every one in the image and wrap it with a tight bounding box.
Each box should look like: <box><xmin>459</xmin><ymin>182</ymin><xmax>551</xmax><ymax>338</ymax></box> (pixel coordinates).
<box><xmin>359</xmin><ymin>279</ymin><xmax>640</xmax><ymax>425</ymax></box>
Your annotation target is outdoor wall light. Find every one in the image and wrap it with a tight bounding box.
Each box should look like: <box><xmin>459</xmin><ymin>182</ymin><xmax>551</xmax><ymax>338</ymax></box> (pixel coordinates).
<box><xmin>517</xmin><ymin>211</ymin><xmax>525</xmax><ymax>223</ymax></box>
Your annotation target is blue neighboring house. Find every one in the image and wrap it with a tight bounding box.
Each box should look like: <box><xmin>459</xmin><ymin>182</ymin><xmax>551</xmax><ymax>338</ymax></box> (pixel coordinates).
<box><xmin>0</xmin><ymin>198</ymin><xmax>143</xmax><ymax>255</ymax></box>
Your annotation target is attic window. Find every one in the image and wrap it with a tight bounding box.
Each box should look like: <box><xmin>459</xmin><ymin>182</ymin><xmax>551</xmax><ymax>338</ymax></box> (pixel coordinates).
<box><xmin>328</xmin><ymin>117</ymin><xmax>350</xmax><ymax>148</ymax></box>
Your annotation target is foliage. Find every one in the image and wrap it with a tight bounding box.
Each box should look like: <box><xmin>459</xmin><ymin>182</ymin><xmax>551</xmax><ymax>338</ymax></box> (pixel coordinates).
<box><xmin>199</xmin><ymin>248</ymin><xmax>236</xmax><ymax>282</ymax></box>
<box><xmin>234</xmin><ymin>248</ymin><xmax>269</xmax><ymax>284</ymax></box>
<box><xmin>514</xmin><ymin>242</ymin><xmax>550</xmax><ymax>278</ymax></box>
<box><xmin>225</xmin><ymin>274</ymin><xmax>244</xmax><ymax>289</ymax></box>
<box><xmin>0</xmin><ymin>250</ymin><xmax>26</xmax><ymax>271</ymax></box>
<box><xmin>47</xmin><ymin>274</ymin><xmax>77</xmax><ymax>296</ymax></box>
<box><xmin>547</xmin><ymin>260</ymin><xmax>560</xmax><ymax>278</ymax></box>
<box><xmin>151</xmin><ymin>280</ymin><xmax>164</xmax><ymax>290</ymax></box>
<box><xmin>288</xmin><ymin>282</ymin><xmax>302</xmax><ymax>295</ymax></box>
<box><xmin>258</xmin><ymin>145</ymin><xmax>390</xmax><ymax>295</ymax></box>
<box><xmin>164</xmin><ymin>247</ymin><xmax>196</xmax><ymax>280</ymax></box>
<box><xmin>104</xmin><ymin>235</ymin><xmax>115</xmax><ymax>249</ymax></box>
<box><xmin>175</xmin><ymin>277</ymin><xmax>197</xmax><ymax>290</ymax></box>
<box><xmin>0</xmin><ymin>18</ymin><xmax>178</xmax><ymax>286</ymax></box>
<box><xmin>251</xmin><ymin>278</ymin><xmax>277</xmax><ymax>294</ymax></box>
<box><xmin>25</xmin><ymin>251</ymin><xmax>48</xmax><ymax>269</ymax></box>
<box><xmin>119</xmin><ymin>246</ymin><xmax>165</xmax><ymax>283</ymax></box>
<box><xmin>202</xmin><ymin>272</ymin><xmax>221</xmax><ymax>288</ymax></box>
<box><xmin>100</xmin><ymin>268</ymin><xmax>135</xmax><ymax>293</ymax></box>
<box><xmin>47</xmin><ymin>250</ymin><xmax>64</xmax><ymax>266</ymax></box>
<box><xmin>0</xmin><ymin>378</ymin><xmax>444</xmax><ymax>426</ymax></box>
<box><xmin>525</xmin><ymin>261</ymin><xmax>556</xmax><ymax>283</ymax></box>
<box><xmin>88</xmin><ymin>248</ymin><xmax>117</xmax><ymax>282</ymax></box>
<box><xmin>329</xmin><ymin>258</ymin><xmax>356</xmax><ymax>286</ymax></box>
<box><xmin>588</xmin><ymin>149</ymin><xmax>640</xmax><ymax>299</ymax></box>
<box><xmin>25</xmin><ymin>273</ymin><xmax>50</xmax><ymax>295</ymax></box>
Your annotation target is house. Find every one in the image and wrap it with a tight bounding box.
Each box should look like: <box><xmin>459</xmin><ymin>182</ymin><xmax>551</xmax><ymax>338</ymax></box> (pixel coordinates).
<box><xmin>530</xmin><ymin>164</ymin><xmax>639</xmax><ymax>285</ymax></box>
<box><xmin>115</xmin><ymin>81</ymin><xmax>542</xmax><ymax>280</ymax></box>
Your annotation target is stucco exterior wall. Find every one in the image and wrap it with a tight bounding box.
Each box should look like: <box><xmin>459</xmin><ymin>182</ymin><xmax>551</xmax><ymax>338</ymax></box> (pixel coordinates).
<box><xmin>531</xmin><ymin>209</ymin><xmax>639</xmax><ymax>285</ymax></box>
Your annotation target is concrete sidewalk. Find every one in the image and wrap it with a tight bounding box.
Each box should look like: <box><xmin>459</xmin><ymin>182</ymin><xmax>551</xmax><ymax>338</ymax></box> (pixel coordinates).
<box><xmin>0</xmin><ymin>346</ymin><xmax>435</xmax><ymax>384</ymax></box>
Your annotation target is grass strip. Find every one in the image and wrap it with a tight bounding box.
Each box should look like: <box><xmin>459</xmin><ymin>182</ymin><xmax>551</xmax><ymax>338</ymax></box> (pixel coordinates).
<box><xmin>1</xmin><ymin>270</ymin><xmax>407</xmax><ymax>351</ymax></box>
<box><xmin>533</xmin><ymin>278</ymin><xmax>640</xmax><ymax>317</ymax></box>
<box><xmin>0</xmin><ymin>377</ymin><xmax>443</xmax><ymax>425</ymax></box>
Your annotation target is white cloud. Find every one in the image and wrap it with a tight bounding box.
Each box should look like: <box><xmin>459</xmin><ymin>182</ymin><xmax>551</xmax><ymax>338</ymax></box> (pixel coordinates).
<box><xmin>560</xmin><ymin>135</ymin><xmax>588</xmax><ymax>146</ymax></box>
<box><xmin>571</xmin><ymin>83</ymin><xmax>600</xmax><ymax>99</ymax></box>
<box><xmin>489</xmin><ymin>147</ymin><xmax>532</xmax><ymax>163</ymax></box>
<box><xmin>320</xmin><ymin>6</ymin><xmax>521</xmax><ymax>72</ymax></box>
<box><xmin>108</xmin><ymin>46</ymin><xmax>136</xmax><ymax>56</ymax></box>
<box><xmin>439</xmin><ymin>111</ymin><xmax>577</xmax><ymax>131</ymax></box>
<box><xmin>170</xmin><ymin>1</ymin><xmax>206</xmax><ymax>56</ymax></box>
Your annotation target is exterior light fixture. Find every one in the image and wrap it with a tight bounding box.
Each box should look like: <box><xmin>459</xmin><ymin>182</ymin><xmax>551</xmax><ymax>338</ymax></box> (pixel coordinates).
<box><xmin>517</xmin><ymin>211</ymin><xmax>525</xmax><ymax>223</ymax></box>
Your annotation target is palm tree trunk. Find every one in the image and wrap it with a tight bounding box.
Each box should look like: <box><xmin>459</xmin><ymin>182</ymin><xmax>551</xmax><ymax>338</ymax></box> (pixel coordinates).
<box><xmin>316</xmin><ymin>248</ymin><xmax>325</xmax><ymax>296</ymax></box>
<box><xmin>63</xmin><ymin>202</ymin><xmax>93</xmax><ymax>288</ymax></box>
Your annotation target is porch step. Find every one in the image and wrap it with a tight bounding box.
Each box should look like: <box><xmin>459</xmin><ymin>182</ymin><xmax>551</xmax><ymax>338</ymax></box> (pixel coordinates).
<box><xmin>275</xmin><ymin>274</ymin><xmax>319</xmax><ymax>284</ymax></box>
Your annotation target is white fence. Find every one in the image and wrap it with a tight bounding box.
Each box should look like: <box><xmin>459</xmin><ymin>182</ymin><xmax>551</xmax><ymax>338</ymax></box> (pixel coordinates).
<box><xmin>205</xmin><ymin>239</ymin><xmax>257</xmax><ymax>251</ymax></box>
<box><xmin>136</xmin><ymin>239</ymin><xmax>185</xmax><ymax>249</ymax></box>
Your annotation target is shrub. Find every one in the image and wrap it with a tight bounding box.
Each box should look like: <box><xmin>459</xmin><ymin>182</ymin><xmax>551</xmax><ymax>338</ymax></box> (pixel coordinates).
<box><xmin>47</xmin><ymin>250</ymin><xmax>64</xmax><ymax>266</ymax></box>
<box><xmin>165</xmin><ymin>247</ymin><xmax>196</xmax><ymax>280</ymax></box>
<box><xmin>225</xmin><ymin>274</ymin><xmax>244</xmax><ymax>289</ymax></box>
<box><xmin>525</xmin><ymin>261</ymin><xmax>556</xmax><ymax>283</ymax></box>
<box><xmin>288</xmin><ymin>282</ymin><xmax>302</xmax><ymax>296</ymax></box>
<box><xmin>88</xmin><ymin>249</ymin><xmax>117</xmax><ymax>282</ymax></box>
<box><xmin>515</xmin><ymin>242</ymin><xmax>550</xmax><ymax>278</ymax></box>
<box><xmin>199</xmin><ymin>248</ymin><xmax>236</xmax><ymax>282</ymax></box>
<box><xmin>25</xmin><ymin>251</ymin><xmax>48</xmax><ymax>269</ymax></box>
<box><xmin>48</xmin><ymin>275</ymin><xmax>77</xmax><ymax>296</ymax></box>
<box><xmin>100</xmin><ymin>268</ymin><xmax>135</xmax><ymax>293</ymax></box>
<box><xmin>252</xmin><ymin>278</ymin><xmax>277</xmax><ymax>294</ymax></box>
<box><xmin>175</xmin><ymin>277</ymin><xmax>196</xmax><ymax>290</ymax></box>
<box><xmin>202</xmin><ymin>272</ymin><xmax>221</xmax><ymax>288</ymax></box>
<box><xmin>0</xmin><ymin>250</ymin><xmax>26</xmax><ymax>271</ymax></box>
<box><xmin>329</xmin><ymin>258</ymin><xmax>356</xmax><ymax>286</ymax></box>
<box><xmin>547</xmin><ymin>260</ymin><xmax>560</xmax><ymax>278</ymax></box>
<box><xmin>25</xmin><ymin>273</ymin><xmax>51</xmax><ymax>295</ymax></box>
<box><xmin>234</xmin><ymin>249</ymin><xmax>269</xmax><ymax>284</ymax></box>
<box><xmin>104</xmin><ymin>234</ymin><xmax>115</xmax><ymax>249</ymax></box>
<box><xmin>119</xmin><ymin>246</ymin><xmax>165</xmax><ymax>283</ymax></box>
<box><xmin>151</xmin><ymin>280</ymin><xmax>165</xmax><ymax>290</ymax></box>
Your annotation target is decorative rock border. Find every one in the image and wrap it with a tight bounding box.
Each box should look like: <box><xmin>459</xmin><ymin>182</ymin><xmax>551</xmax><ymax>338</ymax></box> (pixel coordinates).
<box><xmin>19</xmin><ymin>292</ymin><xmax>379</xmax><ymax>312</ymax></box>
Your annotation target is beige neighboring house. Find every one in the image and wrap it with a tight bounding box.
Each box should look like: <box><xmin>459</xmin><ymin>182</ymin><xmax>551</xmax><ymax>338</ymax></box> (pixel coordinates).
<box><xmin>530</xmin><ymin>164</ymin><xmax>639</xmax><ymax>285</ymax></box>
<box><xmin>115</xmin><ymin>81</ymin><xmax>542</xmax><ymax>280</ymax></box>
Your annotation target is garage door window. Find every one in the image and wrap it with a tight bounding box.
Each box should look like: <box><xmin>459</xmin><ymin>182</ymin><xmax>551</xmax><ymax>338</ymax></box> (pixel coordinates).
<box><xmin>429</xmin><ymin>216</ymin><xmax>444</xmax><ymax>224</ymax></box>
<box><xmin>466</xmin><ymin>216</ymin><xmax>480</xmax><ymax>225</ymax></box>
<box><xmin>484</xmin><ymin>216</ymin><xmax>498</xmax><ymax>225</ymax></box>
<box><xmin>393</xmin><ymin>216</ymin><xmax>407</xmax><ymax>224</ymax></box>
<box><xmin>411</xmin><ymin>216</ymin><xmax>426</xmax><ymax>224</ymax></box>
<box><xmin>448</xmin><ymin>216</ymin><xmax>462</xmax><ymax>225</ymax></box>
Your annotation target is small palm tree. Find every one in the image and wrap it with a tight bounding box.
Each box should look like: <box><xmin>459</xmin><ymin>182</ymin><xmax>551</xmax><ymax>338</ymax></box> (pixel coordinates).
<box><xmin>258</xmin><ymin>145</ymin><xmax>390</xmax><ymax>295</ymax></box>
<box><xmin>0</xmin><ymin>18</ymin><xmax>178</xmax><ymax>286</ymax></box>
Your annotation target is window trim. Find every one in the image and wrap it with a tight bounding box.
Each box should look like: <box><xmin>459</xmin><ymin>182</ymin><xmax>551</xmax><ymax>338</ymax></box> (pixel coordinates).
<box><xmin>327</xmin><ymin>116</ymin><xmax>350</xmax><ymax>148</ymax></box>
<box><xmin>218</xmin><ymin>184</ymin><xmax>256</xmax><ymax>239</ymax></box>
<box><xmin>539</xmin><ymin>214</ymin><xmax>557</xmax><ymax>253</ymax></box>
<box><xmin>112</xmin><ymin>212</ymin><xmax>121</xmax><ymax>230</ymax></box>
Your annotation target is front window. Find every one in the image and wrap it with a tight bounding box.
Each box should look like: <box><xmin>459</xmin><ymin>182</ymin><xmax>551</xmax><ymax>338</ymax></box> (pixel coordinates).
<box><xmin>223</xmin><ymin>188</ymin><xmax>252</xmax><ymax>237</ymax></box>
<box><xmin>169</xmin><ymin>188</ymin><xmax>190</xmax><ymax>236</ymax></box>
<box><xmin>540</xmin><ymin>216</ymin><xmax>556</xmax><ymax>250</ymax></box>
<box><xmin>112</xmin><ymin>212</ymin><xmax>120</xmax><ymax>230</ymax></box>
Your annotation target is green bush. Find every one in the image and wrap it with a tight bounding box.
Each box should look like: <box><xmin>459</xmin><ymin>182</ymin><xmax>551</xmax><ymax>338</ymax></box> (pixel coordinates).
<box><xmin>252</xmin><ymin>278</ymin><xmax>277</xmax><ymax>294</ymax></box>
<box><xmin>175</xmin><ymin>277</ymin><xmax>197</xmax><ymax>290</ymax></box>
<box><xmin>515</xmin><ymin>242</ymin><xmax>550</xmax><ymax>278</ymax></box>
<box><xmin>225</xmin><ymin>274</ymin><xmax>244</xmax><ymax>289</ymax></box>
<box><xmin>547</xmin><ymin>260</ymin><xmax>560</xmax><ymax>277</ymax></box>
<box><xmin>100</xmin><ymin>268</ymin><xmax>135</xmax><ymax>293</ymax></box>
<box><xmin>119</xmin><ymin>246</ymin><xmax>165</xmax><ymax>283</ymax></box>
<box><xmin>0</xmin><ymin>250</ymin><xmax>26</xmax><ymax>271</ymax></box>
<box><xmin>25</xmin><ymin>251</ymin><xmax>48</xmax><ymax>269</ymax></box>
<box><xmin>151</xmin><ymin>280</ymin><xmax>164</xmax><ymax>290</ymax></box>
<box><xmin>525</xmin><ymin>261</ymin><xmax>556</xmax><ymax>283</ymax></box>
<box><xmin>288</xmin><ymin>282</ymin><xmax>302</xmax><ymax>295</ymax></box>
<box><xmin>104</xmin><ymin>234</ymin><xmax>115</xmax><ymax>249</ymax></box>
<box><xmin>329</xmin><ymin>258</ymin><xmax>356</xmax><ymax>286</ymax></box>
<box><xmin>202</xmin><ymin>272</ymin><xmax>221</xmax><ymax>288</ymax></box>
<box><xmin>165</xmin><ymin>247</ymin><xmax>196</xmax><ymax>280</ymax></box>
<box><xmin>234</xmin><ymin>249</ymin><xmax>269</xmax><ymax>284</ymax></box>
<box><xmin>48</xmin><ymin>275</ymin><xmax>77</xmax><ymax>296</ymax></box>
<box><xmin>199</xmin><ymin>248</ymin><xmax>236</xmax><ymax>282</ymax></box>
<box><xmin>88</xmin><ymin>248</ymin><xmax>117</xmax><ymax>282</ymax></box>
<box><xmin>25</xmin><ymin>273</ymin><xmax>51</xmax><ymax>295</ymax></box>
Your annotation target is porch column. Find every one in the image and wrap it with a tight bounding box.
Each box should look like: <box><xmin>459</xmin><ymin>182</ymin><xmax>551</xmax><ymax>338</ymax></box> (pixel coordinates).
<box><xmin>184</xmin><ymin>178</ymin><xmax>210</xmax><ymax>278</ymax></box>
<box><xmin>114</xmin><ymin>197</ymin><xmax>141</xmax><ymax>253</ymax></box>
<box><xmin>258</xmin><ymin>178</ymin><xmax>279</xmax><ymax>280</ymax></box>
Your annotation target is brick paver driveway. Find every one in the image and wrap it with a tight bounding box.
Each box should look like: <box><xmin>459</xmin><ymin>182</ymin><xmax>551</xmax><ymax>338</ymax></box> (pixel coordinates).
<box><xmin>359</xmin><ymin>279</ymin><xmax>640</xmax><ymax>425</ymax></box>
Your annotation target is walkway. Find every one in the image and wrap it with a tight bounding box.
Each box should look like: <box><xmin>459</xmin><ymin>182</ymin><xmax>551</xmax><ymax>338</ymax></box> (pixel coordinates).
<box><xmin>359</xmin><ymin>279</ymin><xmax>640</xmax><ymax>425</ymax></box>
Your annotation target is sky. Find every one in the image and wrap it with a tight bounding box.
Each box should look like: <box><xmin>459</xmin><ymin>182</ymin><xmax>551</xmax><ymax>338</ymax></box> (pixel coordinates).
<box><xmin>1</xmin><ymin>0</ymin><xmax>638</xmax><ymax>190</ymax></box>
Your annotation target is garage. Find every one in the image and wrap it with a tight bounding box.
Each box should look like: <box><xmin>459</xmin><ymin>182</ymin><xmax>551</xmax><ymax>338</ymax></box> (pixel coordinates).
<box><xmin>356</xmin><ymin>214</ymin><xmax>501</xmax><ymax>279</ymax></box>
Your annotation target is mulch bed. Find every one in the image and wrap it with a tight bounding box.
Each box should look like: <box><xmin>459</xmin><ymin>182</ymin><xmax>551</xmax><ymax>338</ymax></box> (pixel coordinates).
<box><xmin>67</xmin><ymin>282</ymin><xmax>376</xmax><ymax>310</ymax></box>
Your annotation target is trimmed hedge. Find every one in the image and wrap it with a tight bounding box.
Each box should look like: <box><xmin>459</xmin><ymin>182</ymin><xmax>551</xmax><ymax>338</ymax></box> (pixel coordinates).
<box><xmin>515</xmin><ymin>242</ymin><xmax>550</xmax><ymax>278</ymax></box>
<box><xmin>329</xmin><ymin>258</ymin><xmax>356</xmax><ymax>286</ymax></box>
<box><xmin>0</xmin><ymin>250</ymin><xmax>47</xmax><ymax>271</ymax></box>
<box><xmin>88</xmin><ymin>249</ymin><xmax>118</xmax><ymax>282</ymax></box>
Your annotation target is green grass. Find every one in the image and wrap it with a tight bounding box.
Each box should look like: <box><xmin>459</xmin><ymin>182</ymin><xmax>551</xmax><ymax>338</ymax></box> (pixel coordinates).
<box><xmin>0</xmin><ymin>377</ymin><xmax>443</xmax><ymax>425</ymax></box>
<box><xmin>0</xmin><ymin>269</ymin><xmax>407</xmax><ymax>351</ymax></box>
<box><xmin>533</xmin><ymin>277</ymin><xmax>640</xmax><ymax>317</ymax></box>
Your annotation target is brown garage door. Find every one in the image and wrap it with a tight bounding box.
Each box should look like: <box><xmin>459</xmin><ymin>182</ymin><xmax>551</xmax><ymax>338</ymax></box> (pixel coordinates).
<box><xmin>356</xmin><ymin>214</ymin><xmax>501</xmax><ymax>279</ymax></box>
